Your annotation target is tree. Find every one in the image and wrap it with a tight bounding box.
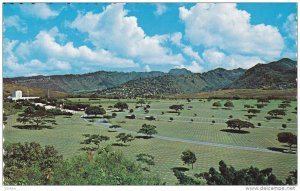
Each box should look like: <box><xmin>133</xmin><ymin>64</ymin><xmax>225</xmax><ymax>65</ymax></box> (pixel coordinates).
<box><xmin>268</xmin><ymin>109</ymin><xmax>286</xmax><ymax>117</ymax></box>
<box><xmin>85</xmin><ymin>106</ymin><xmax>106</xmax><ymax>117</ymax></box>
<box><xmin>277</xmin><ymin>132</ymin><xmax>297</xmax><ymax>151</ymax></box>
<box><xmin>81</xmin><ymin>134</ymin><xmax>110</xmax><ymax>150</ymax></box>
<box><xmin>17</xmin><ymin>106</ymin><xmax>57</xmax><ymax>129</ymax></box>
<box><xmin>181</xmin><ymin>150</ymin><xmax>197</xmax><ymax>169</ymax></box>
<box><xmin>169</xmin><ymin>104</ymin><xmax>184</xmax><ymax>112</ymax></box>
<box><xmin>195</xmin><ymin>160</ymin><xmax>283</xmax><ymax>185</ymax></box>
<box><xmin>247</xmin><ymin>109</ymin><xmax>260</xmax><ymax>115</ymax></box>
<box><xmin>225</xmin><ymin>119</ymin><xmax>255</xmax><ymax>131</ymax></box>
<box><xmin>278</xmin><ymin>103</ymin><xmax>291</xmax><ymax>110</ymax></box>
<box><xmin>4</xmin><ymin>142</ymin><xmax>62</xmax><ymax>185</ymax></box>
<box><xmin>257</xmin><ymin>98</ymin><xmax>270</xmax><ymax>104</ymax></box>
<box><xmin>212</xmin><ymin>102</ymin><xmax>221</xmax><ymax>108</ymax></box>
<box><xmin>136</xmin><ymin>99</ymin><xmax>146</xmax><ymax>107</ymax></box>
<box><xmin>138</xmin><ymin>124</ymin><xmax>157</xmax><ymax>137</ymax></box>
<box><xmin>116</xmin><ymin>133</ymin><xmax>134</xmax><ymax>145</ymax></box>
<box><xmin>114</xmin><ymin>102</ymin><xmax>129</xmax><ymax>111</ymax></box>
<box><xmin>136</xmin><ymin>153</ymin><xmax>155</xmax><ymax>171</ymax></box>
<box><xmin>3</xmin><ymin>113</ymin><xmax>8</xmax><ymax>125</ymax></box>
<box><xmin>224</xmin><ymin>101</ymin><xmax>234</xmax><ymax>108</ymax></box>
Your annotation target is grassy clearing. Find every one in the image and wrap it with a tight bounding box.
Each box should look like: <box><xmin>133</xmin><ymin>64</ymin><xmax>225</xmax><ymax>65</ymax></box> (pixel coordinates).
<box><xmin>3</xmin><ymin>98</ymin><xmax>297</xmax><ymax>184</ymax></box>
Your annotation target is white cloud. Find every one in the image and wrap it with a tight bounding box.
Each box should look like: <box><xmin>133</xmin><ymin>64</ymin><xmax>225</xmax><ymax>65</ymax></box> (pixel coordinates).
<box><xmin>202</xmin><ymin>48</ymin><xmax>264</xmax><ymax>69</ymax></box>
<box><xmin>284</xmin><ymin>13</ymin><xmax>297</xmax><ymax>40</ymax></box>
<box><xmin>29</xmin><ymin>28</ymin><xmax>137</xmax><ymax>68</ymax></box>
<box><xmin>3</xmin><ymin>39</ymin><xmax>72</xmax><ymax>77</ymax></box>
<box><xmin>179</xmin><ymin>3</ymin><xmax>284</xmax><ymax>60</ymax></box>
<box><xmin>71</xmin><ymin>3</ymin><xmax>184</xmax><ymax>66</ymax></box>
<box><xmin>154</xmin><ymin>4</ymin><xmax>167</xmax><ymax>16</ymax></box>
<box><xmin>182</xmin><ymin>46</ymin><xmax>203</xmax><ymax>63</ymax></box>
<box><xmin>144</xmin><ymin>65</ymin><xmax>151</xmax><ymax>72</ymax></box>
<box><xmin>4</xmin><ymin>15</ymin><xmax>27</xmax><ymax>33</ymax></box>
<box><xmin>178</xmin><ymin>61</ymin><xmax>203</xmax><ymax>73</ymax></box>
<box><xmin>170</xmin><ymin>32</ymin><xmax>204</xmax><ymax>63</ymax></box>
<box><xmin>20</xmin><ymin>3</ymin><xmax>59</xmax><ymax>20</ymax></box>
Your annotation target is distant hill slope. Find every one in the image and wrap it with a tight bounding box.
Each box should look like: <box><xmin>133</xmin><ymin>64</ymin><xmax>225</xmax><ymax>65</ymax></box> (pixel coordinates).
<box><xmin>229</xmin><ymin>58</ymin><xmax>297</xmax><ymax>89</ymax></box>
<box><xmin>4</xmin><ymin>71</ymin><xmax>165</xmax><ymax>93</ymax></box>
<box><xmin>97</xmin><ymin>68</ymin><xmax>246</xmax><ymax>98</ymax></box>
<box><xmin>3</xmin><ymin>83</ymin><xmax>68</xmax><ymax>98</ymax></box>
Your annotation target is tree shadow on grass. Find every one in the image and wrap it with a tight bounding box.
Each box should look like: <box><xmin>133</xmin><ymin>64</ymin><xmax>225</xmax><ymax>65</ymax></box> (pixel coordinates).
<box><xmin>267</xmin><ymin>147</ymin><xmax>296</xmax><ymax>154</ymax></box>
<box><xmin>220</xmin><ymin>129</ymin><xmax>250</xmax><ymax>134</ymax></box>
<box><xmin>111</xmin><ymin>143</ymin><xmax>129</xmax><ymax>147</ymax></box>
<box><xmin>171</xmin><ymin>167</ymin><xmax>190</xmax><ymax>172</ymax></box>
<box><xmin>135</xmin><ymin>135</ymin><xmax>153</xmax><ymax>139</ymax></box>
<box><xmin>12</xmin><ymin>125</ymin><xmax>53</xmax><ymax>130</ymax></box>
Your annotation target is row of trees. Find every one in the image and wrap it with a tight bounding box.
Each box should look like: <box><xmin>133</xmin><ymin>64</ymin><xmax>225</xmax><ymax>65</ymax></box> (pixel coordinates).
<box><xmin>173</xmin><ymin>160</ymin><xmax>297</xmax><ymax>185</ymax></box>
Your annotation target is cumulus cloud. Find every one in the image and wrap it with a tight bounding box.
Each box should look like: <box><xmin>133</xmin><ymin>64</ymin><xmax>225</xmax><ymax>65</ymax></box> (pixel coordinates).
<box><xmin>202</xmin><ymin>48</ymin><xmax>265</xmax><ymax>69</ymax></box>
<box><xmin>179</xmin><ymin>3</ymin><xmax>284</xmax><ymax>60</ymax></box>
<box><xmin>154</xmin><ymin>4</ymin><xmax>167</xmax><ymax>16</ymax></box>
<box><xmin>4</xmin><ymin>26</ymin><xmax>139</xmax><ymax>76</ymax></box>
<box><xmin>71</xmin><ymin>3</ymin><xmax>184</xmax><ymax>66</ymax></box>
<box><xmin>170</xmin><ymin>32</ymin><xmax>204</xmax><ymax>63</ymax></box>
<box><xmin>178</xmin><ymin>61</ymin><xmax>203</xmax><ymax>73</ymax></box>
<box><xmin>3</xmin><ymin>38</ymin><xmax>72</xmax><ymax>77</ymax></box>
<box><xmin>20</xmin><ymin>3</ymin><xmax>59</xmax><ymax>20</ymax></box>
<box><xmin>144</xmin><ymin>65</ymin><xmax>151</xmax><ymax>72</ymax></box>
<box><xmin>4</xmin><ymin>15</ymin><xmax>27</xmax><ymax>33</ymax></box>
<box><xmin>284</xmin><ymin>13</ymin><xmax>297</xmax><ymax>40</ymax></box>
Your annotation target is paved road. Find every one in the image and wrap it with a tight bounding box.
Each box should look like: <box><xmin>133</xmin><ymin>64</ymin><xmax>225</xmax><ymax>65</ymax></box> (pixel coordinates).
<box><xmin>82</xmin><ymin>118</ymin><xmax>281</xmax><ymax>154</ymax></box>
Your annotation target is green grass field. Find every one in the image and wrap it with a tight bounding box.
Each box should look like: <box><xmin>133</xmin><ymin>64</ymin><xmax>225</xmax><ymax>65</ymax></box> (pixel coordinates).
<box><xmin>3</xmin><ymin>98</ymin><xmax>297</xmax><ymax>184</ymax></box>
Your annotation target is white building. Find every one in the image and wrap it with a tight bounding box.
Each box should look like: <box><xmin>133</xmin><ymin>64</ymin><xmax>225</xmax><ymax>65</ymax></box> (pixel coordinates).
<box><xmin>8</xmin><ymin>90</ymin><xmax>39</xmax><ymax>101</ymax></box>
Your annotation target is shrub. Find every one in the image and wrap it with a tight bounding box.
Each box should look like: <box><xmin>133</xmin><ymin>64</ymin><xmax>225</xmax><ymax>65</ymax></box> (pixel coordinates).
<box><xmin>229</xmin><ymin>115</ymin><xmax>233</xmax><ymax>119</ymax></box>
<box><xmin>257</xmin><ymin>123</ymin><xmax>261</xmax><ymax>127</ymax></box>
<box><xmin>169</xmin><ymin>117</ymin><xmax>174</xmax><ymax>121</ymax></box>
<box><xmin>212</xmin><ymin>120</ymin><xmax>215</xmax><ymax>124</ymax></box>
<box><xmin>125</xmin><ymin>114</ymin><xmax>136</xmax><ymax>119</ymax></box>
<box><xmin>129</xmin><ymin>109</ymin><xmax>134</xmax><ymax>113</ymax></box>
<box><xmin>161</xmin><ymin>111</ymin><xmax>164</xmax><ymax>115</ymax></box>
<box><xmin>287</xmin><ymin>118</ymin><xmax>292</xmax><ymax>122</ymax></box>
<box><xmin>282</xmin><ymin>124</ymin><xmax>287</xmax><ymax>128</ymax></box>
<box><xmin>109</xmin><ymin>125</ymin><xmax>121</xmax><ymax>128</ymax></box>
<box><xmin>112</xmin><ymin>113</ymin><xmax>117</xmax><ymax>117</ymax></box>
<box><xmin>145</xmin><ymin>116</ymin><xmax>156</xmax><ymax>121</ymax></box>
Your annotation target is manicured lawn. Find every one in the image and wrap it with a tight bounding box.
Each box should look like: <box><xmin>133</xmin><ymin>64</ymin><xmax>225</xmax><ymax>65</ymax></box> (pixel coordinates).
<box><xmin>3</xmin><ymin>98</ymin><xmax>297</xmax><ymax>184</ymax></box>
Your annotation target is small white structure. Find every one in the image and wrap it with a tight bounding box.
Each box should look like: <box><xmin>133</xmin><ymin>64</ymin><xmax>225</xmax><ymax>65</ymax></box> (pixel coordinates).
<box><xmin>8</xmin><ymin>90</ymin><xmax>39</xmax><ymax>101</ymax></box>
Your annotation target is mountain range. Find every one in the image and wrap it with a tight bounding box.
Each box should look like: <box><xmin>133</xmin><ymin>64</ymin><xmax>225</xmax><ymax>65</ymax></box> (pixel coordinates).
<box><xmin>3</xmin><ymin>58</ymin><xmax>297</xmax><ymax>98</ymax></box>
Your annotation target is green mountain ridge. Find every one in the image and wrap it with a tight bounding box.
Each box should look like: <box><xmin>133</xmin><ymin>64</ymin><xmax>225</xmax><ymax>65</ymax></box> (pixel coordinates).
<box><xmin>4</xmin><ymin>58</ymin><xmax>297</xmax><ymax>97</ymax></box>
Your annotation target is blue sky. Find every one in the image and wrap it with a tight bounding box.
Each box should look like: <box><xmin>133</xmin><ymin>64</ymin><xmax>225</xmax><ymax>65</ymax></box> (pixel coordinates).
<box><xmin>3</xmin><ymin>3</ymin><xmax>297</xmax><ymax>77</ymax></box>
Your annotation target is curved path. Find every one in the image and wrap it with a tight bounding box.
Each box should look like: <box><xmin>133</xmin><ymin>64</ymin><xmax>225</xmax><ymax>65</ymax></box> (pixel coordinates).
<box><xmin>83</xmin><ymin>118</ymin><xmax>281</xmax><ymax>154</ymax></box>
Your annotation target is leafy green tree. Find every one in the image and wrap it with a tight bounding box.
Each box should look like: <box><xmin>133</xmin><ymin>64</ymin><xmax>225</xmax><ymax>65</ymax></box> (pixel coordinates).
<box><xmin>85</xmin><ymin>106</ymin><xmax>106</xmax><ymax>116</ymax></box>
<box><xmin>173</xmin><ymin>169</ymin><xmax>205</xmax><ymax>185</ymax></box>
<box><xmin>195</xmin><ymin>160</ymin><xmax>283</xmax><ymax>185</ymax></box>
<box><xmin>81</xmin><ymin>134</ymin><xmax>110</xmax><ymax>150</ymax></box>
<box><xmin>169</xmin><ymin>104</ymin><xmax>184</xmax><ymax>112</ymax></box>
<box><xmin>286</xmin><ymin>170</ymin><xmax>297</xmax><ymax>185</ymax></box>
<box><xmin>247</xmin><ymin>109</ymin><xmax>260</xmax><ymax>115</ymax></box>
<box><xmin>181</xmin><ymin>150</ymin><xmax>197</xmax><ymax>169</ymax></box>
<box><xmin>138</xmin><ymin>124</ymin><xmax>157</xmax><ymax>137</ymax></box>
<box><xmin>257</xmin><ymin>98</ymin><xmax>270</xmax><ymax>104</ymax></box>
<box><xmin>268</xmin><ymin>109</ymin><xmax>286</xmax><ymax>117</ymax></box>
<box><xmin>114</xmin><ymin>102</ymin><xmax>129</xmax><ymax>111</ymax></box>
<box><xmin>116</xmin><ymin>133</ymin><xmax>135</xmax><ymax>145</ymax></box>
<box><xmin>4</xmin><ymin>142</ymin><xmax>62</xmax><ymax>185</ymax></box>
<box><xmin>278</xmin><ymin>103</ymin><xmax>291</xmax><ymax>110</ymax></box>
<box><xmin>136</xmin><ymin>153</ymin><xmax>155</xmax><ymax>171</ymax></box>
<box><xmin>212</xmin><ymin>102</ymin><xmax>221</xmax><ymax>108</ymax></box>
<box><xmin>137</xmin><ymin>99</ymin><xmax>146</xmax><ymax>107</ymax></box>
<box><xmin>16</xmin><ymin>106</ymin><xmax>57</xmax><ymax>129</ymax></box>
<box><xmin>277</xmin><ymin>132</ymin><xmax>297</xmax><ymax>151</ymax></box>
<box><xmin>224</xmin><ymin>101</ymin><xmax>234</xmax><ymax>108</ymax></box>
<box><xmin>226</xmin><ymin>119</ymin><xmax>255</xmax><ymax>131</ymax></box>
